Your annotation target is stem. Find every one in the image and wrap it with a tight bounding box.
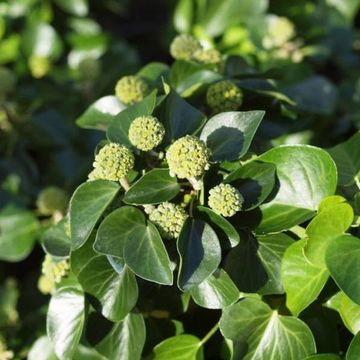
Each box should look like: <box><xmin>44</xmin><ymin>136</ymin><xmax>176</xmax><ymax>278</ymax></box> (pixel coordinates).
<box><xmin>199</xmin><ymin>182</ymin><xmax>205</xmax><ymax>206</ymax></box>
<box><xmin>119</xmin><ymin>177</ymin><xmax>130</xmax><ymax>191</ymax></box>
<box><xmin>200</xmin><ymin>322</ymin><xmax>219</xmax><ymax>346</ymax></box>
<box><xmin>355</xmin><ymin>176</ymin><xmax>360</xmax><ymax>191</ymax></box>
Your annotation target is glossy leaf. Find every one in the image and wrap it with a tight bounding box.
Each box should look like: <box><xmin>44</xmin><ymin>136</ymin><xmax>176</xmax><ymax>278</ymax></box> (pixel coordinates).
<box><xmin>42</xmin><ymin>218</ymin><xmax>71</xmax><ymax>257</ymax></box>
<box><xmin>47</xmin><ymin>287</ymin><xmax>85</xmax><ymax>360</ymax></box>
<box><xmin>282</xmin><ymin>239</ymin><xmax>328</xmax><ymax>316</ymax></box>
<box><xmin>220</xmin><ymin>298</ymin><xmax>316</xmax><ymax>360</ymax></box>
<box><xmin>326</xmin><ymin>235</ymin><xmax>360</xmax><ymax>305</ymax></box>
<box><xmin>225</xmin><ymin>161</ymin><xmax>276</xmax><ymax>210</ymax></box>
<box><xmin>76</xmin><ymin>96</ymin><xmax>125</xmax><ymax>131</ymax></box>
<box><xmin>107</xmin><ymin>91</ymin><xmax>157</xmax><ymax>146</ymax></box>
<box><xmin>189</xmin><ymin>269</ymin><xmax>240</xmax><ymax>309</ymax></box>
<box><xmin>154</xmin><ymin>334</ymin><xmax>203</xmax><ymax>360</ymax></box>
<box><xmin>177</xmin><ymin>219</ymin><xmax>221</xmax><ymax>290</ymax></box>
<box><xmin>200</xmin><ymin>111</ymin><xmax>265</xmax><ymax>162</ymax></box>
<box><xmin>78</xmin><ymin>256</ymin><xmax>138</xmax><ymax>321</ymax></box>
<box><xmin>257</xmin><ymin>145</ymin><xmax>337</xmax><ymax>233</ymax></box>
<box><xmin>70</xmin><ymin>180</ymin><xmax>120</xmax><ymax>250</ymax></box>
<box><xmin>347</xmin><ymin>331</ymin><xmax>360</xmax><ymax>360</ymax></box>
<box><xmin>0</xmin><ymin>205</ymin><xmax>38</xmax><ymax>262</ymax></box>
<box><xmin>124</xmin><ymin>168</ymin><xmax>180</xmax><ymax>205</ymax></box>
<box><xmin>95</xmin><ymin>312</ymin><xmax>146</xmax><ymax>360</ymax></box>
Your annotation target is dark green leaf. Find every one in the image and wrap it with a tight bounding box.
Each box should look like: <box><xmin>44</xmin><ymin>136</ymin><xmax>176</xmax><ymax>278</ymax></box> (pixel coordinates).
<box><xmin>70</xmin><ymin>180</ymin><xmax>120</xmax><ymax>250</ymax></box>
<box><xmin>107</xmin><ymin>90</ymin><xmax>157</xmax><ymax>146</ymax></box>
<box><xmin>347</xmin><ymin>331</ymin><xmax>360</xmax><ymax>360</ymax></box>
<box><xmin>200</xmin><ymin>111</ymin><xmax>265</xmax><ymax>162</ymax></box>
<box><xmin>47</xmin><ymin>287</ymin><xmax>85</xmax><ymax>360</ymax></box>
<box><xmin>42</xmin><ymin>218</ymin><xmax>71</xmax><ymax>257</ymax></box>
<box><xmin>124</xmin><ymin>168</ymin><xmax>180</xmax><ymax>205</ymax></box>
<box><xmin>256</xmin><ymin>145</ymin><xmax>337</xmax><ymax>233</ymax></box>
<box><xmin>305</xmin><ymin>355</ymin><xmax>341</xmax><ymax>360</ymax></box>
<box><xmin>189</xmin><ymin>269</ymin><xmax>240</xmax><ymax>309</ymax></box>
<box><xmin>78</xmin><ymin>256</ymin><xmax>138</xmax><ymax>321</ymax></box>
<box><xmin>225</xmin><ymin>161</ymin><xmax>276</xmax><ymax>210</ymax></box>
<box><xmin>177</xmin><ymin>219</ymin><xmax>221</xmax><ymax>290</ymax></box>
<box><xmin>282</xmin><ymin>239</ymin><xmax>328</xmax><ymax>316</ymax></box>
<box><xmin>220</xmin><ymin>298</ymin><xmax>316</xmax><ymax>360</ymax></box>
<box><xmin>76</xmin><ymin>96</ymin><xmax>125</xmax><ymax>131</ymax></box>
<box><xmin>137</xmin><ymin>62</ymin><xmax>170</xmax><ymax>83</ymax></box>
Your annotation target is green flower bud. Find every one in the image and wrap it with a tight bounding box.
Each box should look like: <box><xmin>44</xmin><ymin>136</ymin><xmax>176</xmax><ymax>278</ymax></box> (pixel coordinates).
<box><xmin>0</xmin><ymin>67</ymin><xmax>16</xmax><ymax>96</ymax></box>
<box><xmin>206</xmin><ymin>80</ymin><xmax>242</xmax><ymax>113</ymax></box>
<box><xmin>0</xmin><ymin>336</ymin><xmax>13</xmax><ymax>360</ymax></box>
<box><xmin>193</xmin><ymin>48</ymin><xmax>223</xmax><ymax>66</ymax></box>
<box><xmin>115</xmin><ymin>75</ymin><xmax>149</xmax><ymax>105</ymax></box>
<box><xmin>128</xmin><ymin>115</ymin><xmax>165</xmax><ymax>151</ymax></box>
<box><xmin>39</xmin><ymin>255</ymin><xmax>69</xmax><ymax>294</ymax></box>
<box><xmin>263</xmin><ymin>15</ymin><xmax>295</xmax><ymax>49</ymax></box>
<box><xmin>208</xmin><ymin>183</ymin><xmax>243</xmax><ymax>217</ymax></box>
<box><xmin>78</xmin><ymin>57</ymin><xmax>101</xmax><ymax>81</ymax></box>
<box><xmin>170</xmin><ymin>34</ymin><xmax>202</xmax><ymax>61</ymax></box>
<box><xmin>36</xmin><ymin>186</ymin><xmax>69</xmax><ymax>216</ymax></box>
<box><xmin>29</xmin><ymin>55</ymin><xmax>51</xmax><ymax>78</ymax></box>
<box><xmin>149</xmin><ymin>202</ymin><xmax>188</xmax><ymax>239</ymax></box>
<box><xmin>166</xmin><ymin>135</ymin><xmax>210</xmax><ymax>180</ymax></box>
<box><xmin>88</xmin><ymin>143</ymin><xmax>134</xmax><ymax>182</ymax></box>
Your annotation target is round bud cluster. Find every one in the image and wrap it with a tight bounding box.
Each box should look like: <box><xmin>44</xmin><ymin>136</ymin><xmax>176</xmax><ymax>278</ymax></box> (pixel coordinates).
<box><xmin>149</xmin><ymin>202</ymin><xmax>188</xmax><ymax>239</ymax></box>
<box><xmin>0</xmin><ymin>336</ymin><xmax>13</xmax><ymax>360</ymax></box>
<box><xmin>0</xmin><ymin>66</ymin><xmax>15</xmax><ymax>96</ymax></box>
<box><xmin>170</xmin><ymin>34</ymin><xmax>202</xmax><ymax>61</ymax></box>
<box><xmin>206</xmin><ymin>80</ymin><xmax>242</xmax><ymax>113</ymax></box>
<box><xmin>128</xmin><ymin>115</ymin><xmax>165</xmax><ymax>151</ymax></box>
<box><xmin>263</xmin><ymin>15</ymin><xmax>295</xmax><ymax>50</ymax></box>
<box><xmin>166</xmin><ymin>135</ymin><xmax>210</xmax><ymax>179</ymax></box>
<box><xmin>88</xmin><ymin>143</ymin><xmax>134</xmax><ymax>182</ymax></box>
<box><xmin>28</xmin><ymin>55</ymin><xmax>51</xmax><ymax>78</ymax></box>
<box><xmin>208</xmin><ymin>183</ymin><xmax>243</xmax><ymax>217</ymax></box>
<box><xmin>193</xmin><ymin>48</ymin><xmax>223</xmax><ymax>67</ymax></box>
<box><xmin>38</xmin><ymin>255</ymin><xmax>70</xmax><ymax>294</ymax></box>
<box><xmin>115</xmin><ymin>75</ymin><xmax>149</xmax><ymax>105</ymax></box>
<box><xmin>36</xmin><ymin>186</ymin><xmax>69</xmax><ymax>216</ymax></box>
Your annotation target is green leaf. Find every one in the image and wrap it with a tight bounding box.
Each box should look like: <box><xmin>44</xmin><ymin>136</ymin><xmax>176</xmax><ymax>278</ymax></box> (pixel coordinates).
<box><xmin>225</xmin><ymin>233</ymin><xmax>293</xmax><ymax>294</ymax></box>
<box><xmin>107</xmin><ymin>90</ymin><xmax>157</xmax><ymax>146</ymax></box>
<box><xmin>154</xmin><ymin>334</ymin><xmax>203</xmax><ymax>360</ymax></box>
<box><xmin>28</xmin><ymin>336</ymin><xmax>57</xmax><ymax>360</ymax></box>
<box><xmin>305</xmin><ymin>355</ymin><xmax>341</xmax><ymax>360</ymax></box>
<box><xmin>281</xmin><ymin>239</ymin><xmax>328</xmax><ymax>316</ymax></box>
<box><xmin>325</xmin><ymin>291</ymin><xmax>360</xmax><ymax>335</ymax></box>
<box><xmin>124</xmin><ymin>220</ymin><xmax>173</xmax><ymax>285</ymax></box>
<box><xmin>124</xmin><ymin>168</ymin><xmax>180</xmax><ymax>205</ymax></box>
<box><xmin>347</xmin><ymin>331</ymin><xmax>360</xmax><ymax>360</ymax></box>
<box><xmin>256</xmin><ymin>145</ymin><xmax>337</xmax><ymax>233</ymax></box>
<box><xmin>285</xmin><ymin>76</ymin><xmax>338</xmax><ymax>115</ymax></box>
<box><xmin>326</xmin><ymin>235</ymin><xmax>360</xmax><ymax>305</ymax></box>
<box><xmin>76</xmin><ymin>96</ymin><xmax>125</xmax><ymax>131</ymax></box>
<box><xmin>304</xmin><ymin>201</ymin><xmax>353</xmax><ymax>267</ymax></box>
<box><xmin>225</xmin><ymin>161</ymin><xmax>276</xmax><ymax>210</ymax></box>
<box><xmin>200</xmin><ymin>111</ymin><xmax>264</xmax><ymax>162</ymax></box>
<box><xmin>155</xmin><ymin>89</ymin><xmax>206</xmax><ymax>143</ymax></box>
<box><xmin>0</xmin><ymin>205</ymin><xmax>38</xmax><ymax>262</ymax></box>
<box><xmin>174</xmin><ymin>0</ymin><xmax>193</xmax><ymax>33</ymax></box>
<box><xmin>78</xmin><ymin>256</ymin><xmax>138</xmax><ymax>321</ymax></box>
<box><xmin>70</xmin><ymin>180</ymin><xmax>120</xmax><ymax>250</ymax></box>
<box><xmin>95</xmin><ymin>312</ymin><xmax>146</xmax><ymax>360</ymax></box>
<box><xmin>137</xmin><ymin>62</ymin><xmax>170</xmax><ymax>83</ymax></box>
<box><xmin>189</xmin><ymin>269</ymin><xmax>240</xmax><ymax>309</ymax></box>
<box><xmin>220</xmin><ymin>298</ymin><xmax>316</xmax><ymax>360</ymax></box>
<box><xmin>327</xmin><ymin>131</ymin><xmax>360</xmax><ymax>186</ymax></box>
<box><xmin>196</xmin><ymin>206</ymin><xmax>240</xmax><ymax>247</ymax></box>
<box><xmin>177</xmin><ymin>219</ymin><xmax>221</xmax><ymax>290</ymax></box>
<box><xmin>94</xmin><ymin>207</ymin><xmax>143</xmax><ymax>259</ymax></box>
<box><xmin>42</xmin><ymin>218</ymin><xmax>71</xmax><ymax>257</ymax></box>
<box><xmin>47</xmin><ymin>287</ymin><xmax>85</xmax><ymax>360</ymax></box>
<box><xmin>54</xmin><ymin>0</ymin><xmax>88</xmax><ymax>16</ymax></box>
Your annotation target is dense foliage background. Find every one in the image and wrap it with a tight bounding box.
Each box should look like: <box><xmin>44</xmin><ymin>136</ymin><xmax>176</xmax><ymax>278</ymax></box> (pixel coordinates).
<box><xmin>0</xmin><ymin>0</ymin><xmax>360</xmax><ymax>359</ymax></box>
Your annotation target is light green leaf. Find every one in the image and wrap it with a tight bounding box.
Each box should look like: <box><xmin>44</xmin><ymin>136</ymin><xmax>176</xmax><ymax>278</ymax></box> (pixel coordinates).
<box><xmin>47</xmin><ymin>287</ymin><xmax>85</xmax><ymax>360</ymax></box>
<box><xmin>174</xmin><ymin>0</ymin><xmax>193</xmax><ymax>33</ymax></box>
<box><xmin>220</xmin><ymin>298</ymin><xmax>316</xmax><ymax>360</ymax></box>
<box><xmin>70</xmin><ymin>180</ymin><xmax>120</xmax><ymax>250</ymax></box>
<box><xmin>200</xmin><ymin>111</ymin><xmax>265</xmax><ymax>162</ymax></box>
<box><xmin>282</xmin><ymin>239</ymin><xmax>328</xmax><ymax>316</ymax></box>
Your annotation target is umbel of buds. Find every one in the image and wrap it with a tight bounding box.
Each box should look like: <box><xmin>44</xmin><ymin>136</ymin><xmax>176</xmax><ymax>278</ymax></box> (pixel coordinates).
<box><xmin>170</xmin><ymin>34</ymin><xmax>202</xmax><ymax>61</ymax></box>
<box><xmin>149</xmin><ymin>202</ymin><xmax>188</xmax><ymax>239</ymax></box>
<box><xmin>36</xmin><ymin>186</ymin><xmax>69</xmax><ymax>216</ymax></box>
<box><xmin>166</xmin><ymin>135</ymin><xmax>210</xmax><ymax>189</ymax></box>
<box><xmin>206</xmin><ymin>80</ymin><xmax>243</xmax><ymax>113</ymax></box>
<box><xmin>88</xmin><ymin>143</ymin><xmax>134</xmax><ymax>182</ymax></box>
<box><xmin>208</xmin><ymin>183</ymin><xmax>243</xmax><ymax>217</ymax></box>
<box><xmin>193</xmin><ymin>48</ymin><xmax>223</xmax><ymax>67</ymax></box>
<box><xmin>129</xmin><ymin>115</ymin><xmax>165</xmax><ymax>151</ymax></box>
<box><xmin>115</xmin><ymin>75</ymin><xmax>149</xmax><ymax>105</ymax></box>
